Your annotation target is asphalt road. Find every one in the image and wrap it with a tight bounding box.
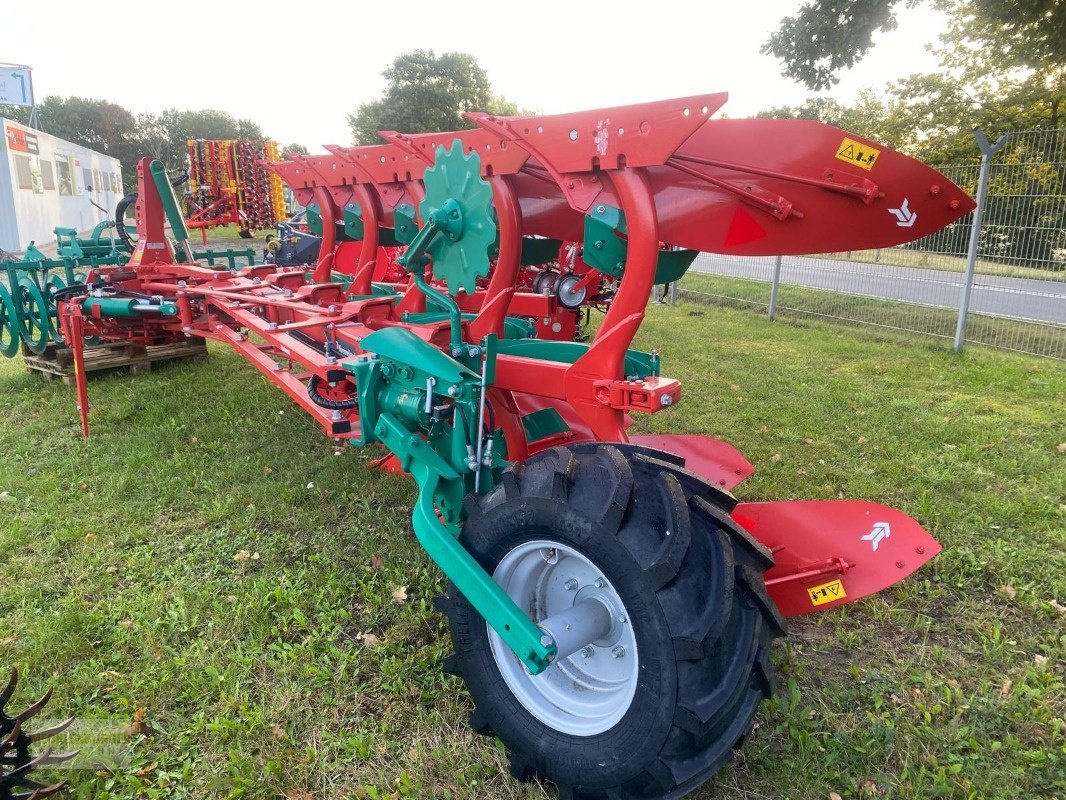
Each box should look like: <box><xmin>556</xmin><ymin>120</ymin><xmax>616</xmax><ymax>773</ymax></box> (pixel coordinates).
<box><xmin>690</xmin><ymin>254</ymin><xmax>1066</xmax><ymax>325</ymax></box>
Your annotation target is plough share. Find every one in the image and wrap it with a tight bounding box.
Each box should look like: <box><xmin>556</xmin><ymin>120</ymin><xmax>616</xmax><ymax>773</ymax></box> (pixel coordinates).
<box><xmin>53</xmin><ymin>94</ymin><xmax>973</xmax><ymax>799</ymax></box>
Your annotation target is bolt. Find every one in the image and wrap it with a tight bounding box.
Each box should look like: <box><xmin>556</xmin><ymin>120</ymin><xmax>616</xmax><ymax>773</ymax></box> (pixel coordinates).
<box><xmin>564</xmin><ymin>578</ymin><xmax>579</xmax><ymax>591</ymax></box>
<box><xmin>539</xmin><ymin>634</ymin><xmax>554</xmax><ymax>648</ymax></box>
<box><xmin>612</xmin><ymin>646</ymin><xmax>626</xmax><ymax>659</ymax></box>
<box><xmin>895</xmin><ymin>560</ymin><xmax>905</xmax><ymax>569</ymax></box>
<box><xmin>660</xmin><ymin>395</ymin><xmax>673</xmax><ymax>407</ymax></box>
<box><xmin>542</xmin><ymin>548</ymin><xmax>558</xmax><ymax>564</ymax></box>
<box><xmin>448</xmin><ymin>385</ymin><xmax>459</xmax><ymax>397</ymax></box>
<box><xmin>618</xmin><ymin>614</ymin><xmax>627</xmax><ymax>624</ymax></box>
<box><xmin>331</xmin><ymin>410</ymin><xmax>342</xmax><ymax>421</ymax></box>
<box><xmin>326</xmin><ymin>356</ymin><xmax>337</xmax><ymax>365</ymax></box>
<box><xmin>916</xmin><ymin>546</ymin><xmax>925</xmax><ymax>555</ymax></box>
<box><xmin>468</xmin><ymin>346</ymin><xmax>479</xmax><ymax>358</ymax></box>
<box><xmin>268</xmin><ymin>322</ymin><xmax>278</xmax><ymax>330</ymax></box>
<box><xmin>581</xmin><ymin>646</ymin><xmax>594</xmax><ymax>659</ymax></box>
<box><xmin>594</xmin><ymin>577</ymin><xmax>607</xmax><ymax>589</ymax></box>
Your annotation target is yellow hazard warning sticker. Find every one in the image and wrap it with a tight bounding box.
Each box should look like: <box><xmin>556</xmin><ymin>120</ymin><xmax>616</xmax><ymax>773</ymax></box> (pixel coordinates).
<box><xmin>808</xmin><ymin>578</ymin><xmax>847</xmax><ymax>607</ymax></box>
<box><xmin>835</xmin><ymin>137</ymin><xmax>880</xmax><ymax>171</ymax></box>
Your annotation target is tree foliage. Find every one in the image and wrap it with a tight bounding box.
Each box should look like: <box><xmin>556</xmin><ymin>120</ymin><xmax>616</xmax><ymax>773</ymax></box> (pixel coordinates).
<box><xmin>347</xmin><ymin>50</ymin><xmax>518</xmax><ymax>145</ymax></box>
<box><xmin>757</xmin><ymin>90</ymin><xmax>909</xmax><ymax>149</ymax></box>
<box><xmin>2</xmin><ymin>96</ymin><xmax>143</xmax><ymax>183</ymax></box>
<box><xmin>764</xmin><ymin>0</ymin><xmax>1065</xmax><ymax>90</ymax></box>
<box><xmin>144</xmin><ymin>108</ymin><xmax>265</xmax><ymax>169</ymax></box>
<box><xmin>762</xmin><ymin>1</ymin><xmax>1066</xmax><ymax>270</ymax></box>
<box><xmin>0</xmin><ymin>98</ymin><xmax>271</xmax><ymax>192</ymax></box>
<box><xmin>283</xmin><ymin>142</ymin><xmax>309</xmax><ymax>156</ymax></box>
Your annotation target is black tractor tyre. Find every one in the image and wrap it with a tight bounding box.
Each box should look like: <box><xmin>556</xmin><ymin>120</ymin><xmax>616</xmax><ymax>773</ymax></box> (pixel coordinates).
<box><xmin>438</xmin><ymin>443</ymin><xmax>787</xmax><ymax>800</ymax></box>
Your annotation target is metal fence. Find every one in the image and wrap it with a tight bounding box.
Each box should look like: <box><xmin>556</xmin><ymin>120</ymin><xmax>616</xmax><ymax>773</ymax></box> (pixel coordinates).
<box><xmin>677</xmin><ymin>128</ymin><xmax>1066</xmax><ymax>360</ymax></box>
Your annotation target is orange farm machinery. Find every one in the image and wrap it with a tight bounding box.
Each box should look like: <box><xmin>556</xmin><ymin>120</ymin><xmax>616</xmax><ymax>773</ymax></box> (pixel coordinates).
<box><xmin>47</xmin><ymin>94</ymin><xmax>973</xmax><ymax>800</ymax></box>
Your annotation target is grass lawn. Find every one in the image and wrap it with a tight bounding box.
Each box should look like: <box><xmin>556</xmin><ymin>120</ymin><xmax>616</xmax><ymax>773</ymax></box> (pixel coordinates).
<box><xmin>678</xmin><ymin>272</ymin><xmax>1066</xmax><ymax>360</ymax></box>
<box><xmin>0</xmin><ymin>303</ymin><xmax>1063</xmax><ymax>799</ymax></box>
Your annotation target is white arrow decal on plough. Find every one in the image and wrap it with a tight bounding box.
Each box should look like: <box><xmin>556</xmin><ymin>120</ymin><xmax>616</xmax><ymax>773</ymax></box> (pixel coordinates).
<box><xmin>889</xmin><ymin>198</ymin><xmax>917</xmax><ymax>227</ymax></box>
<box><xmin>861</xmin><ymin>521</ymin><xmax>892</xmax><ymax>551</ymax></box>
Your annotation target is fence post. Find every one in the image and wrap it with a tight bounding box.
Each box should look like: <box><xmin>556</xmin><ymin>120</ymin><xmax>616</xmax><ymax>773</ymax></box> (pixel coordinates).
<box><xmin>668</xmin><ymin>281</ymin><xmax>678</xmax><ymax>304</ymax></box>
<box><xmin>768</xmin><ymin>255</ymin><xmax>783</xmax><ymax>320</ymax></box>
<box><xmin>954</xmin><ymin>129</ymin><xmax>1007</xmax><ymax>352</ymax></box>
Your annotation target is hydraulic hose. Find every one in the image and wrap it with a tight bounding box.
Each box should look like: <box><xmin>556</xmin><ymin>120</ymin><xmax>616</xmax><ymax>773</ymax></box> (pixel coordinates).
<box><xmin>307</xmin><ymin>374</ymin><xmax>359</xmax><ymax>410</ymax></box>
<box><xmin>115</xmin><ymin>193</ymin><xmax>138</xmax><ymax>252</ymax></box>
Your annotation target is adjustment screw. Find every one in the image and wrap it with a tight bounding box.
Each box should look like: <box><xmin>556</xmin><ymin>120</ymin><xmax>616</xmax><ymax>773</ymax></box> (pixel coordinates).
<box><xmin>564</xmin><ymin>578</ymin><xmax>579</xmax><ymax>591</ymax></box>
<box><xmin>581</xmin><ymin>646</ymin><xmax>594</xmax><ymax>659</ymax></box>
<box><xmin>594</xmin><ymin>577</ymin><xmax>607</xmax><ymax>589</ymax></box>
<box><xmin>660</xmin><ymin>395</ymin><xmax>673</xmax><ymax>407</ymax></box>
<box><xmin>612</xmin><ymin>646</ymin><xmax>626</xmax><ymax>659</ymax></box>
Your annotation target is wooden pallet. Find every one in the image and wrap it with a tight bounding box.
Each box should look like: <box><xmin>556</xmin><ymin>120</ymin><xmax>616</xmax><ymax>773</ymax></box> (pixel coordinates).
<box><xmin>22</xmin><ymin>339</ymin><xmax>208</xmax><ymax>385</ymax></box>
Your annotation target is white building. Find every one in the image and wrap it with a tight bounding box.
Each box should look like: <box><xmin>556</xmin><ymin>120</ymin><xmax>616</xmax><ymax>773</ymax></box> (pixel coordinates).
<box><xmin>0</xmin><ymin>118</ymin><xmax>123</xmax><ymax>253</ymax></box>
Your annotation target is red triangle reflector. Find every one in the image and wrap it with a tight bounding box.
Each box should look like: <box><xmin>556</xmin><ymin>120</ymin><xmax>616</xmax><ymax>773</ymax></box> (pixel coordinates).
<box><xmin>723</xmin><ymin>206</ymin><xmax>767</xmax><ymax>248</ymax></box>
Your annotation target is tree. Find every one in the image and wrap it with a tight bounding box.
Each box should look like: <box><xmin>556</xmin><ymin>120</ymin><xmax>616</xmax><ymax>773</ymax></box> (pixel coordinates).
<box><xmin>757</xmin><ymin>90</ymin><xmax>910</xmax><ymax>149</ymax></box>
<box><xmin>763</xmin><ymin>0</ymin><xmax>1065</xmax><ymax>90</ymax></box>
<box><xmin>347</xmin><ymin>50</ymin><xmax>518</xmax><ymax>145</ymax></box>
<box><xmin>147</xmin><ymin>108</ymin><xmax>267</xmax><ymax>169</ymax></box>
<box><xmin>283</xmin><ymin>143</ymin><xmax>310</xmax><ymax>156</ymax></box>
<box><xmin>0</xmin><ymin>96</ymin><xmax>145</xmax><ymax>191</ymax></box>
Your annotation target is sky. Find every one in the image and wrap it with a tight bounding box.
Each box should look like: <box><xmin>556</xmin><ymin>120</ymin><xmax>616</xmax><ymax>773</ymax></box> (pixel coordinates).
<box><xmin>3</xmin><ymin>0</ymin><xmax>948</xmax><ymax>151</ymax></box>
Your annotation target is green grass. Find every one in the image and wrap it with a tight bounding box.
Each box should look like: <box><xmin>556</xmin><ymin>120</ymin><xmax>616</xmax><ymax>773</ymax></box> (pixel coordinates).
<box><xmin>1</xmin><ymin>304</ymin><xmax>1064</xmax><ymax>799</ymax></box>
<box><xmin>678</xmin><ymin>272</ymin><xmax>1066</xmax><ymax>360</ymax></box>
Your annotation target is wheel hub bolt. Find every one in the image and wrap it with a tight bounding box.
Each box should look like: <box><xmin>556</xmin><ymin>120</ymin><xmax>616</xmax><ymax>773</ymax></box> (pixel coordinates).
<box><xmin>581</xmin><ymin>646</ymin><xmax>594</xmax><ymax>659</ymax></box>
<box><xmin>612</xmin><ymin>646</ymin><xmax>626</xmax><ymax>659</ymax></box>
<box><xmin>594</xmin><ymin>577</ymin><xmax>607</xmax><ymax>588</ymax></box>
<box><xmin>564</xmin><ymin>578</ymin><xmax>579</xmax><ymax>591</ymax></box>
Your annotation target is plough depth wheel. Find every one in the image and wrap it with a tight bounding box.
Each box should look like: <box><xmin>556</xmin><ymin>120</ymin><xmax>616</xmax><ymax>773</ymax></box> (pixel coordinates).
<box><xmin>441</xmin><ymin>444</ymin><xmax>786</xmax><ymax>799</ymax></box>
<box><xmin>0</xmin><ymin>284</ymin><xmax>19</xmax><ymax>359</ymax></box>
<box><xmin>15</xmin><ymin>279</ymin><xmax>51</xmax><ymax>355</ymax></box>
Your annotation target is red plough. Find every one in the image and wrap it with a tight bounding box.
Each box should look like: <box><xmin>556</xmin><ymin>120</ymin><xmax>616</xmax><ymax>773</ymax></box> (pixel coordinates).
<box><xmin>55</xmin><ymin>94</ymin><xmax>972</xmax><ymax>800</ymax></box>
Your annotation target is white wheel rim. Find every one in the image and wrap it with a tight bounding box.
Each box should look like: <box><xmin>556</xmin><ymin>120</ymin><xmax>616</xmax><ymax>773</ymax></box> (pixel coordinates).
<box><xmin>557</xmin><ymin>275</ymin><xmax>587</xmax><ymax>307</ymax></box>
<box><xmin>488</xmin><ymin>539</ymin><xmax>639</xmax><ymax>736</ymax></box>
